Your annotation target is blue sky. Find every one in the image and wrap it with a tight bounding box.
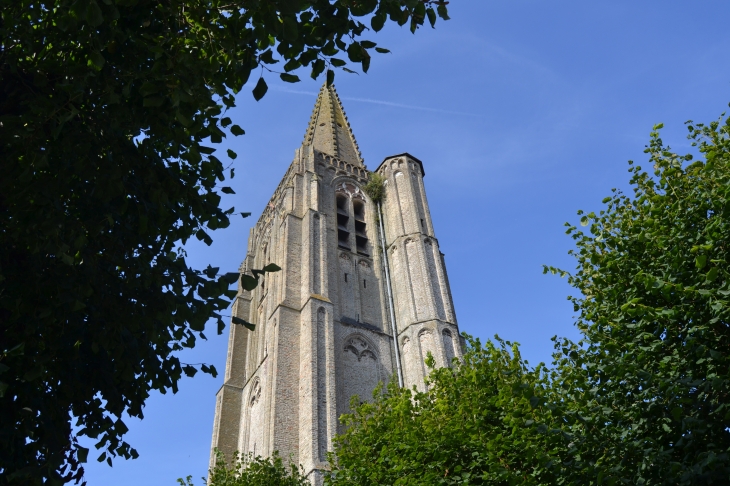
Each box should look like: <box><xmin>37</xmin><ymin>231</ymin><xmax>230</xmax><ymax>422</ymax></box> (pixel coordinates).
<box><xmin>83</xmin><ymin>2</ymin><xmax>730</xmax><ymax>484</ymax></box>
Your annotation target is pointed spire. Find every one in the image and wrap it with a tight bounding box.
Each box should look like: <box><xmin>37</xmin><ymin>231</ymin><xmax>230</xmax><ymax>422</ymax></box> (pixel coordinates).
<box><xmin>302</xmin><ymin>83</ymin><xmax>364</xmax><ymax>166</ymax></box>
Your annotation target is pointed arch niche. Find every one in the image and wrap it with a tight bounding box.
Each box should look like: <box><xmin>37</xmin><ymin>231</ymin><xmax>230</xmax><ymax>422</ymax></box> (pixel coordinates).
<box><xmin>244</xmin><ymin>378</ymin><xmax>265</xmax><ymax>457</ymax></box>
<box><xmin>340</xmin><ymin>334</ymin><xmax>381</xmax><ymax>414</ymax></box>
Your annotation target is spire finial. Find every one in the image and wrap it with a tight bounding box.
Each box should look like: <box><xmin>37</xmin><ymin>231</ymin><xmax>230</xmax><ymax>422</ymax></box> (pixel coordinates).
<box><xmin>302</xmin><ymin>82</ymin><xmax>364</xmax><ymax>166</ymax></box>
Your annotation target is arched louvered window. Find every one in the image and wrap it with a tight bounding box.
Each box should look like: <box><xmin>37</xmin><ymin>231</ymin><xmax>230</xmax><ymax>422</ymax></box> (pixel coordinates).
<box><xmin>352</xmin><ymin>199</ymin><xmax>369</xmax><ymax>255</ymax></box>
<box><xmin>336</xmin><ymin>194</ymin><xmax>350</xmax><ymax>249</ymax></box>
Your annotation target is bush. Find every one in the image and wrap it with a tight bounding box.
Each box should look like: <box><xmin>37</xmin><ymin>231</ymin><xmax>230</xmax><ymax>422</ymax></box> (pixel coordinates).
<box><xmin>180</xmin><ymin>450</ymin><xmax>308</xmax><ymax>486</ymax></box>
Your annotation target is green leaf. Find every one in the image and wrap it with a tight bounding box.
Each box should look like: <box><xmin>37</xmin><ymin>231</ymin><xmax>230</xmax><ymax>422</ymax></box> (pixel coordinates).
<box><xmin>203</xmin><ymin>266</ymin><xmax>219</xmax><ymax>278</ymax></box>
<box><xmin>263</xmin><ymin>263</ymin><xmax>282</xmax><ymax>272</ymax></box>
<box><xmin>230</xmin><ymin>125</ymin><xmax>245</xmax><ymax>136</ymax></box>
<box><xmin>232</xmin><ymin>315</ymin><xmax>256</xmax><ymax>331</ymax></box>
<box><xmin>86</xmin><ymin>0</ymin><xmax>103</xmax><ymax>26</ymax></box>
<box><xmin>227</xmin><ymin>149</ymin><xmax>238</xmax><ymax>160</ymax></box>
<box><xmin>5</xmin><ymin>342</ymin><xmax>25</xmax><ymax>357</ymax></box>
<box><xmin>696</xmin><ymin>254</ymin><xmax>707</xmax><ymax>269</ymax></box>
<box><xmin>176</xmin><ymin>111</ymin><xmax>193</xmax><ymax>127</ymax></box>
<box><xmin>280</xmin><ymin>73</ymin><xmax>300</xmax><ymax>83</ymax></box>
<box><xmin>220</xmin><ymin>117</ymin><xmax>232</xmax><ymax>127</ymax></box>
<box><xmin>326</xmin><ymin>69</ymin><xmax>335</xmax><ymax>86</ymax></box>
<box><xmin>375</xmin><ymin>47</ymin><xmax>390</xmax><ymax>54</ymax></box>
<box><xmin>706</xmin><ymin>267</ymin><xmax>718</xmax><ymax>282</ymax></box>
<box><xmin>88</xmin><ymin>51</ymin><xmax>105</xmax><ymax>70</ymax></box>
<box><xmin>23</xmin><ymin>365</ymin><xmax>43</xmax><ymax>382</ymax></box>
<box><xmin>221</xmin><ymin>272</ymin><xmax>240</xmax><ymax>284</ymax></box>
<box><xmin>143</xmin><ymin>97</ymin><xmax>164</xmax><ymax>107</ymax></box>
<box><xmin>580</xmin><ymin>216</ymin><xmax>589</xmax><ymax>226</ymax></box>
<box><xmin>220</xmin><ymin>187</ymin><xmax>235</xmax><ymax>194</ymax></box>
<box><xmin>311</xmin><ymin>59</ymin><xmax>326</xmax><ymax>80</ymax></box>
<box><xmin>77</xmin><ymin>446</ymin><xmax>89</xmax><ymax>463</ymax></box>
<box><xmin>0</xmin><ymin>382</ymin><xmax>7</xmax><ymax>398</ymax></box>
<box><xmin>114</xmin><ymin>419</ymin><xmax>129</xmax><ymax>435</ymax></box>
<box><xmin>371</xmin><ymin>12</ymin><xmax>386</xmax><ymax>31</ymax></box>
<box><xmin>240</xmin><ymin>275</ymin><xmax>259</xmax><ymax>291</ymax></box>
<box><xmin>252</xmin><ymin>77</ymin><xmax>268</xmax><ymax>101</ymax></box>
<box><xmin>282</xmin><ymin>16</ymin><xmax>298</xmax><ymax>41</ymax></box>
<box><xmin>240</xmin><ymin>212</ymin><xmax>252</xmax><ymax>218</ymax></box>
<box><xmin>182</xmin><ymin>365</ymin><xmax>197</xmax><ymax>377</ymax></box>
<box><xmin>426</xmin><ymin>8</ymin><xmax>436</xmax><ymax>28</ymax></box>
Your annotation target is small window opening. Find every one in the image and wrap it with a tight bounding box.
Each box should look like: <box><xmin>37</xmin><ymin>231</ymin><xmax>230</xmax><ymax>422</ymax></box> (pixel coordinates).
<box><xmin>421</xmin><ymin>218</ymin><xmax>424</xmax><ymax>229</ymax></box>
<box><xmin>355</xmin><ymin>235</ymin><xmax>368</xmax><ymax>255</ymax></box>
<box><xmin>337</xmin><ymin>212</ymin><xmax>349</xmax><ymax>230</ymax></box>
<box><xmin>363</xmin><ymin>279</ymin><xmax>367</xmax><ymax>288</ymax></box>
<box><xmin>336</xmin><ymin>194</ymin><xmax>350</xmax><ymax>249</ymax></box>
<box><xmin>355</xmin><ymin>220</ymin><xmax>366</xmax><ymax>237</ymax></box>
<box><xmin>353</xmin><ymin>200</ymin><xmax>365</xmax><ymax>221</ymax></box>
<box><xmin>344</xmin><ymin>273</ymin><xmax>348</xmax><ymax>283</ymax></box>
<box><xmin>338</xmin><ymin>229</ymin><xmax>350</xmax><ymax>249</ymax></box>
<box><xmin>336</xmin><ymin>194</ymin><xmax>348</xmax><ymax>213</ymax></box>
<box><xmin>353</xmin><ymin>201</ymin><xmax>368</xmax><ymax>255</ymax></box>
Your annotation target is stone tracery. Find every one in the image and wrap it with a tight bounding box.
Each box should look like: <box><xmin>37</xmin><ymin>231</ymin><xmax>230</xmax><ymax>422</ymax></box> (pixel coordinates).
<box><xmin>344</xmin><ymin>335</ymin><xmax>377</xmax><ymax>362</ymax></box>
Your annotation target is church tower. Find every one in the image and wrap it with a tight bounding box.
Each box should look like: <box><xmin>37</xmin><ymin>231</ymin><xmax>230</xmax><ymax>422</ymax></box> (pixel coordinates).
<box><xmin>210</xmin><ymin>83</ymin><xmax>462</xmax><ymax>484</ymax></box>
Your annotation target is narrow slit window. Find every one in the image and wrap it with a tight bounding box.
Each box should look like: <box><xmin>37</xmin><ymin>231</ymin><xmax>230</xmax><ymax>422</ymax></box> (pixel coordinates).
<box><xmin>363</xmin><ymin>279</ymin><xmax>367</xmax><ymax>288</ymax></box>
<box><xmin>344</xmin><ymin>273</ymin><xmax>348</xmax><ymax>283</ymax></box>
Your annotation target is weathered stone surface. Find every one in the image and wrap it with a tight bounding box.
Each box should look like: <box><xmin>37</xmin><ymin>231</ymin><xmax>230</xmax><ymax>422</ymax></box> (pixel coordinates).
<box><xmin>210</xmin><ymin>84</ymin><xmax>462</xmax><ymax>479</ymax></box>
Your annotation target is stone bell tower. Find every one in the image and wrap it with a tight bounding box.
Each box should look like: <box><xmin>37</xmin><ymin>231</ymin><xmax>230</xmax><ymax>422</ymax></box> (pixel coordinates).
<box><xmin>210</xmin><ymin>83</ymin><xmax>462</xmax><ymax>483</ymax></box>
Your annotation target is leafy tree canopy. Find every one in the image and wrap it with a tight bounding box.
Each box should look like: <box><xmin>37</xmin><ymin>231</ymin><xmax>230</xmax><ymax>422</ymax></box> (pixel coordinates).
<box><xmin>180</xmin><ymin>451</ymin><xmax>308</xmax><ymax>486</ymax></box>
<box><xmin>326</xmin><ymin>339</ymin><xmax>568</xmax><ymax>485</ymax></box>
<box><xmin>547</xmin><ymin>109</ymin><xmax>730</xmax><ymax>484</ymax></box>
<box><xmin>328</xmin><ymin>106</ymin><xmax>730</xmax><ymax>485</ymax></box>
<box><xmin>0</xmin><ymin>1</ymin><xmax>449</xmax><ymax>484</ymax></box>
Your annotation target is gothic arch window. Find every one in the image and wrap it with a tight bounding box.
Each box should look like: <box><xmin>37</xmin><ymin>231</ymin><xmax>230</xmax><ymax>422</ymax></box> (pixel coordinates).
<box><xmin>246</xmin><ymin>378</ymin><xmax>265</xmax><ymax>456</ymax></box>
<box><xmin>442</xmin><ymin>329</ymin><xmax>456</xmax><ymax>367</ymax></box>
<box><xmin>419</xmin><ymin>329</ymin><xmax>437</xmax><ymax>367</ymax></box>
<box><xmin>344</xmin><ymin>335</ymin><xmax>377</xmax><ymax>362</ymax></box>
<box><xmin>334</xmin><ymin>183</ymin><xmax>369</xmax><ymax>256</ymax></box>
<box><xmin>341</xmin><ymin>334</ymin><xmax>381</xmax><ymax>413</ymax></box>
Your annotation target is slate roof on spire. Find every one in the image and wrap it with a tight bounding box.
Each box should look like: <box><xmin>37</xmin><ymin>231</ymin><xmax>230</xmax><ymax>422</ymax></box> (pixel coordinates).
<box><xmin>302</xmin><ymin>83</ymin><xmax>364</xmax><ymax>166</ymax></box>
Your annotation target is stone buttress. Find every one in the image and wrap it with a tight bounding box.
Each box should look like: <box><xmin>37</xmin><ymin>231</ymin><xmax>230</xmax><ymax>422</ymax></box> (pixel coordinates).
<box><xmin>210</xmin><ymin>83</ymin><xmax>462</xmax><ymax>484</ymax></box>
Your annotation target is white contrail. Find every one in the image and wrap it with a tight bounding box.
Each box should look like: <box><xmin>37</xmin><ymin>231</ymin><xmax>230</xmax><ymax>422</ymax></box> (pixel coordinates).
<box><xmin>271</xmin><ymin>85</ymin><xmax>481</xmax><ymax>117</ymax></box>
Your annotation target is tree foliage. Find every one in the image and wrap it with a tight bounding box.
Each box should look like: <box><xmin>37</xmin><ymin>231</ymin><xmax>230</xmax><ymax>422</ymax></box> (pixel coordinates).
<box><xmin>0</xmin><ymin>0</ymin><xmax>449</xmax><ymax>484</ymax></box>
<box><xmin>328</xmin><ymin>107</ymin><xmax>730</xmax><ymax>485</ymax></box>
<box><xmin>547</xmin><ymin>111</ymin><xmax>730</xmax><ymax>484</ymax></box>
<box><xmin>326</xmin><ymin>339</ymin><xmax>568</xmax><ymax>485</ymax></box>
<box><xmin>179</xmin><ymin>450</ymin><xmax>308</xmax><ymax>486</ymax></box>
